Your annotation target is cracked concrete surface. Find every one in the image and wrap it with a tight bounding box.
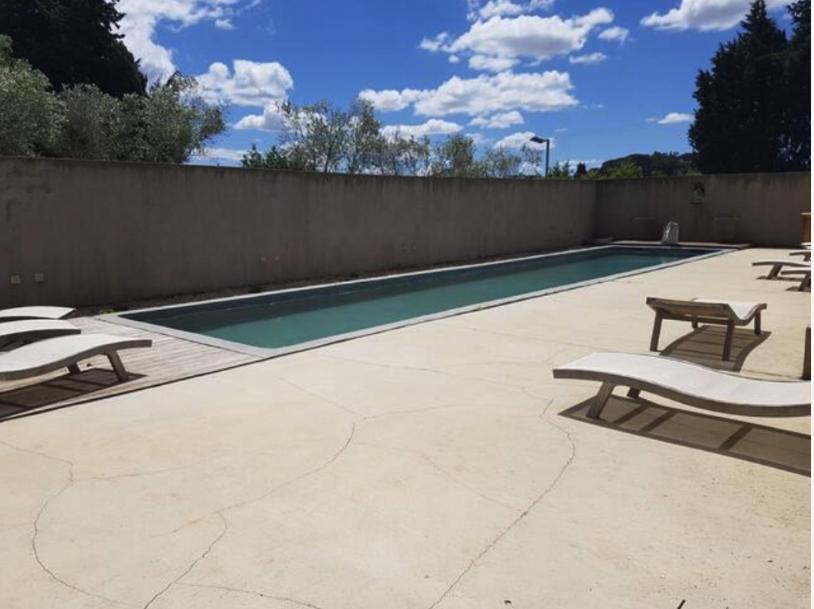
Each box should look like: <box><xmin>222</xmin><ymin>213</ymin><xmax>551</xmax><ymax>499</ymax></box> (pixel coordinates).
<box><xmin>0</xmin><ymin>248</ymin><xmax>809</xmax><ymax>608</ymax></box>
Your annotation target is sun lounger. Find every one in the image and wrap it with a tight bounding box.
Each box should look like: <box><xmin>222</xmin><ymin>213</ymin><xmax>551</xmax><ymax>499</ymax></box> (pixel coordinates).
<box><xmin>0</xmin><ymin>320</ymin><xmax>80</xmax><ymax>349</ymax></box>
<box><xmin>752</xmin><ymin>259</ymin><xmax>811</xmax><ymax>279</ymax></box>
<box><xmin>553</xmin><ymin>352</ymin><xmax>811</xmax><ymax>420</ymax></box>
<box><xmin>0</xmin><ymin>306</ymin><xmax>75</xmax><ymax>322</ymax></box>
<box><xmin>0</xmin><ymin>334</ymin><xmax>151</xmax><ymax>383</ymax></box>
<box><xmin>780</xmin><ymin>267</ymin><xmax>811</xmax><ymax>291</ymax></box>
<box><xmin>646</xmin><ymin>297</ymin><xmax>766</xmax><ymax>361</ymax></box>
<box><xmin>789</xmin><ymin>250</ymin><xmax>811</xmax><ymax>261</ymax></box>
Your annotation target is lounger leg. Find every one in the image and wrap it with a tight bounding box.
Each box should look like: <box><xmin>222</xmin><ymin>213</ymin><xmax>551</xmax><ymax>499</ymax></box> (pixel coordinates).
<box><xmin>107</xmin><ymin>352</ymin><xmax>129</xmax><ymax>382</ymax></box>
<box><xmin>67</xmin><ymin>363</ymin><xmax>81</xmax><ymax>375</ymax></box>
<box><xmin>586</xmin><ymin>382</ymin><xmax>615</xmax><ymax>420</ymax></box>
<box><xmin>767</xmin><ymin>265</ymin><xmax>781</xmax><ymax>279</ymax></box>
<box><xmin>627</xmin><ymin>388</ymin><xmax>641</xmax><ymax>399</ymax></box>
<box><xmin>691</xmin><ymin>319</ymin><xmax>699</xmax><ymax>329</ymax></box>
<box><xmin>723</xmin><ymin>321</ymin><xmax>735</xmax><ymax>361</ymax></box>
<box><xmin>649</xmin><ymin>313</ymin><xmax>663</xmax><ymax>352</ymax></box>
<box><xmin>754</xmin><ymin>312</ymin><xmax>761</xmax><ymax>335</ymax></box>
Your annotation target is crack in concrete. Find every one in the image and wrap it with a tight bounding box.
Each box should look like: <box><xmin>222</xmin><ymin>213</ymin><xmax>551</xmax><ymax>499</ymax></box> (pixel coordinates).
<box><xmin>0</xmin><ymin>439</ymin><xmax>131</xmax><ymax>607</ymax></box>
<box><xmin>425</xmin><ymin>393</ymin><xmax>576</xmax><ymax>609</ymax></box>
<box><xmin>353</xmin><ymin>439</ymin><xmax>520</xmax><ymax>513</ymax></box>
<box><xmin>142</xmin><ymin>513</ymin><xmax>228</xmax><ymax>609</ymax></box>
<box><xmin>140</xmin><ymin>422</ymin><xmax>357</xmax><ymax>607</ymax></box>
<box><xmin>272</xmin><ymin>374</ymin><xmax>364</xmax><ymax>418</ymax></box>
<box><xmin>179</xmin><ymin>582</ymin><xmax>327</xmax><ymax>609</ymax></box>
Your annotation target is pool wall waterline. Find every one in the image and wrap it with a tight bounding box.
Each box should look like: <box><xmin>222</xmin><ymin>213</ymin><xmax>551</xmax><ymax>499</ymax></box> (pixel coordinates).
<box><xmin>103</xmin><ymin>246</ymin><xmax>729</xmax><ymax>358</ymax></box>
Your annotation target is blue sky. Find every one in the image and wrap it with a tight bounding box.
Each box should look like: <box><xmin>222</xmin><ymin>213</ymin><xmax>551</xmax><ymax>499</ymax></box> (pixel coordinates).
<box><xmin>116</xmin><ymin>0</ymin><xmax>795</xmax><ymax>167</ymax></box>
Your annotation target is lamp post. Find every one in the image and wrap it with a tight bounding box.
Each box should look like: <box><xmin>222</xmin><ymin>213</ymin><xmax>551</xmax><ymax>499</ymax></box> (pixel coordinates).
<box><xmin>529</xmin><ymin>135</ymin><xmax>550</xmax><ymax>177</ymax></box>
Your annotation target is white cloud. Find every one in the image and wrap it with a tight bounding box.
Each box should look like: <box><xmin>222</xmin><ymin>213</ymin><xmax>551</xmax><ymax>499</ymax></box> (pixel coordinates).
<box><xmin>470</xmin><ymin>110</ymin><xmax>525</xmax><ymax>128</ymax></box>
<box><xmin>494</xmin><ymin>131</ymin><xmax>555</xmax><ymax>149</ymax></box>
<box><xmin>598</xmin><ymin>25</ymin><xmax>629</xmax><ymax>43</ymax></box>
<box><xmin>440</xmin><ymin>9</ymin><xmax>614</xmax><ymax>70</ymax></box>
<box><xmin>468</xmin><ymin>54</ymin><xmax>519</xmax><ymax>72</ymax></box>
<box><xmin>197</xmin><ymin>60</ymin><xmax>293</xmax><ymax>107</ymax></box>
<box><xmin>569</xmin><ymin>52</ymin><xmax>607</xmax><ymax>64</ymax></box>
<box><xmin>449</xmin><ymin>55</ymin><xmax>462</xmax><ymax>64</ymax></box>
<box><xmin>469</xmin><ymin>0</ymin><xmax>556</xmax><ymax>21</ymax></box>
<box><xmin>214</xmin><ymin>18</ymin><xmax>235</xmax><ymax>30</ymax></box>
<box><xmin>641</xmin><ymin>0</ymin><xmax>791</xmax><ymax>31</ymax></box>
<box><xmin>419</xmin><ymin>32</ymin><xmax>451</xmax><ymax>52</ymax></box>
<box><xmin>119</xmin><ymin>0</ymin><xmax>253</xmax><ymax>82</ymax></box>
<box><xmin>381</xmin><ymin>119</ymin><xmax>463</xmax><ymax>139</ymax></box>
<box><xmin>193</xmin><ymin>146</ymin><xmax>247</xmax><ymax>162</ymax></box>
<box><xmin>234</xmin><ymin>103</ymin><xmax>289</xmax><ymax>131</ymax></box>
<box><xmin>360</xmin><ymin>70</ymin><xmax>578</xmax><ymax>117</ymax></box>
<box><xmin>647</xmin><ymin>112</ymin><xmax>693</xmax><ymax>124</ymax></box>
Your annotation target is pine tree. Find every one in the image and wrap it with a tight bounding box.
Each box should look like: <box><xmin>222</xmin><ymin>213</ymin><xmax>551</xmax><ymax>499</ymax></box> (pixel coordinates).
<box><xmin>0</xmin><ymin>0</ymin><xmax>146</xmax><ymax>97</ymax></box>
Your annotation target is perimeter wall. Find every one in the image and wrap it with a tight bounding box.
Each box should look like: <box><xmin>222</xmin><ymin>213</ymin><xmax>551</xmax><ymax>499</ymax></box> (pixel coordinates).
<box><xmin>0</xmin><ymin>157</ymin><xmax>808</xmax><ymax>306</ymax></box>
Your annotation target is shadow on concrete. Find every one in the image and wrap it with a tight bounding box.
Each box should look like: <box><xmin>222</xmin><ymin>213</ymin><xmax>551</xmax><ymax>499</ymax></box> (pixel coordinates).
<box><xmin>560</xmin><ymin>396</ymin><xmax>810</xmax><ymax>476</ymax></box>
<box><xmin>659</xmin><ymin>325</ymin><xmax>769</xmax><ymax>372</ymax></box>
<box><xmin>0</xmin><ymin>369</ymin><xmax>144</xmax><ymax>421</ymax></box>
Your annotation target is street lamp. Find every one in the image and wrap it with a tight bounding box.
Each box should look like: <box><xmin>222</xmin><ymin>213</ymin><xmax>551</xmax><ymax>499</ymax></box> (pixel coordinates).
<box><xmin>529</xmin><ymin>135</ymin><xmax>550</xmax><ymax>177</ymax></box>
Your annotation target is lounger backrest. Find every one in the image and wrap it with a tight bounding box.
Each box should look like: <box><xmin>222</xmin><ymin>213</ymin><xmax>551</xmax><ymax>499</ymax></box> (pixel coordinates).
<box><xmin>646</xmin><ymin>297</ymin><xmax>734</xmax><ymax>320</ymax></box>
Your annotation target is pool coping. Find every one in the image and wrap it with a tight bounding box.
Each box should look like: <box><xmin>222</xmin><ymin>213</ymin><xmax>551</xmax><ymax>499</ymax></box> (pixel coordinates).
<box><xmin>101</xmin><ymin>244</ymin><xmax>734</xmax><ymax>359</ymax></box>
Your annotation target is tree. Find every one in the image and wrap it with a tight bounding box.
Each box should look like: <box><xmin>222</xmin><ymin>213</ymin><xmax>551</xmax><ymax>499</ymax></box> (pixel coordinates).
<box><xmin>241</xmin><ymin>144</ymin><xmax>308</xmax><ymax>171</ymax></box>
<box><xmin>482</xmin><ymin>148</ymin><xmax>522</xmax><ymax>178</ymax></box>
<box><xmin>546</xmin><ymin>161</ymin><xmax>572</xmax><ymax>179</ymax></box>
<box><xmin>52</xmin><ymin>84</ymin><xmax>121</xmax><ymax>159</ymax></box>
<box><xmin>784</xmin><ymin>0</ymin><xmax>810</xmax><ymax>168</ymax></box>
<box><xmin>689</xmin><ymin>0</ymin><xmax>807</xmax><ymax>173</ymax></box>
<box><xmin>431</xmin><ymin>134</ymin><xmax>485</xmax><ymax>178</ymax></box>
<box><xmin>0</xmin><ymin>0</ymin><xmax>146</xmax><ymax>97</ymax></box>
<box><xmin>378</xmin><ymin>134</ymin><xmax>432</xmax><ymax>176</ymax></box>
<box><xmin>346</xmin><ymin>99</ymin><xmax>385</xmax><ymax>174</ymax></box>
<box><xmin>574</xmin><ymin>162</ymin><xmax>588</xmax><ymax>178</ymax></box>
<box><xmin>602</xmin><ymin>161</ymin><xmax>643</xmax><ymax>179</ymax></box>
<box><xmin>0</xmin><ymin>35</ymin><xmax>63</xmax><ymax>156</ymax></box>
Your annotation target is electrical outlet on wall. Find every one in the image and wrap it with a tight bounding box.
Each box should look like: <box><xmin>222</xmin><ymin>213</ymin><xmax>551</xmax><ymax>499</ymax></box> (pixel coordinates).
<box><xmin>9</xmin><ymin>274</ymin><xmax>21</xmax><ymax>285</ymax></box>
<box><xmin>34</xmin><ymin>272</ymin><xmax>45</xmax><ymax>283</ymax></box>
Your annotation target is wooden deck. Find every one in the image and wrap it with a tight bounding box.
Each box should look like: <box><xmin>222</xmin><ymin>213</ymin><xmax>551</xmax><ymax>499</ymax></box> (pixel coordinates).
<box><xmin>0</xmin><ymin>317</ymin><xmax>261</xmax><ymax>419</ymax></box>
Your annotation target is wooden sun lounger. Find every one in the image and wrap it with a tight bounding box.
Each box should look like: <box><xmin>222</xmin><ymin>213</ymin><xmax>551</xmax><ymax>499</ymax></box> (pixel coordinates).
<box><xmin>646</xmin><ymin>297</ymin><xmax>766</xmax><ymax>361</ymax></box>
<box><xmin>780</xmin><ymin>267</ymin><xmax>811</xmax><ymax>291</ymax></box>
<box><xmin>0</xmin><ymin>320</ymin><xmax>80</xmax><ymax>349</ymax></box>
<box><xmin>0</xmin><ymin>306</ymin><xmax>75</xmax><ymax>322</ymax></box>
<box><xmin>553</xmin><ymin>352</ymin><xmax>811</xmax><ymax>420</ymax></box>
<box><xmin>0</xmin><ymin>334</ymin><xmax>152</xmax><ymax>384</ymax></box>
<box><xmin>752</xmin><ymin>259</ymin><xmax>811</xmax><ymax>279</ymax></box>
<box><xmin>789</xmin><ymin>250</ymin><xmax>811</xmax><ymax>261</ymax></box>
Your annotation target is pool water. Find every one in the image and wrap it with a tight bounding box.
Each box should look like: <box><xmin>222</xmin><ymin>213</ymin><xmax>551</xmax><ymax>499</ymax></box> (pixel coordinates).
<box><xmin>122</xmin><ymin>246</ymin><xmax>720</xmax><ymax>352</ymax></box>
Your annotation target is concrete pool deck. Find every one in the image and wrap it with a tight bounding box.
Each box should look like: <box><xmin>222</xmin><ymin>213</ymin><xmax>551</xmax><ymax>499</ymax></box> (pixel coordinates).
<box><xmin>0</xmin><ymin>247</ymin><xmax>809</xmax><ymax>608</ymax></box>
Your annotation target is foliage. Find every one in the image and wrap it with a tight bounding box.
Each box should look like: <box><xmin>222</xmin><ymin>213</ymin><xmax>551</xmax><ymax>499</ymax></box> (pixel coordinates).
<box><xmin>0</xmin><ymin>35</ymin><xmax>63</xmax><ymax>156</ymax></box>
<box><xmin>430</xmin><ymin>134</ymin><xmax>486</xmax><ymax>178</ymax></box>
<box><xmin>545</xmin><ymin>161</ymin><xmax>572</xmax><ymax>179</ymax></box>
<box><xmin>598</xmin><ymin>152</ymin><xmax>696</xmax><ymax>177</ymax></box>
<box><xmin>378</xmin><ymin>135</ymin><xmax>432</xmax><ymax>176</ymax></box>
<box><xmin>241</xmin><ymin>144</ymin><xmax>309</xmax><ymax>171</ymax></box>
<box><xmin>689</xmin><ymin>0</ymin><xmax>810</xmax><ymax>173</ymax></box>
<box><xmin>0</xmin><ymin>0</ymin><xmax>145</xmax><ymax>97</ymax></box>
<box><xmin>574</xmin><ymin>162</ymin><xmax>588</xmax><ymax>178</ymax></box>
<box><xmin>0</xmin><ymin>0</ymin><xmax>146</xmax><ymax>97</ymax></box>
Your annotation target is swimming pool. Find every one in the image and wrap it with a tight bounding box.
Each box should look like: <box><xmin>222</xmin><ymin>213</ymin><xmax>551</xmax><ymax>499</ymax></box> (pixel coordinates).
<box><xmin>109</xmin><ymin>245</ymin><xmax>725</xmax><ymax>356</ymax></box>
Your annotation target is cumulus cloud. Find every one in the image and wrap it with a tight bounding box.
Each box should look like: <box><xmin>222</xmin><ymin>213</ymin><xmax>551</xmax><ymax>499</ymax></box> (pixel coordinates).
<box><xmin>360</xmin><ymin>70</ymin><xmax>578</xmax><ymax>117</ymax></box>
<box><xmin>190</xmin><ymin>146</ymin><xmax>247</xmax><ymax>164</ymax></box>
<box><xmin>647</xmin><ymin>112</ymin><xmax>693</xmax><ymax>124</ymax></box>
<box><xmin>380</xmin><ymin>119</ymin><xmax>463</xmax><ymax>139</ymax></box>
<box><xmin>569</xmin><ymin>52</ymin><xmax>607</xmax><ymax>64</ymax></box>
<box><xmin>469</xmin><ymin>0</ymin><xmax>556</xmax><ymax>21</ymax></box>
<box><xmin>598</xmin><ymin>25</ymin><xmax>629</xmax><ymax>43</ymax></box>
<box><xmin>468</xmin><ymin>54</ymin><xmax>519</xmax><ymax>72</ymax></box>
<box><xmin>470</xmin><ymin>110</ymin><xmax>525</xmax><ymax>128</ymax></box>
<box><xmin>234</xmin><ymin>102</ymin><xmax>295</xmax><ymax>131</ymax></box>
<box><xmin>197</xmin><ymin>60</ymin><xmax>294</xmax><ymax>107</ymax></box>
<box><xmin>436</xmin><ymin>8</ymin><xmax>614</xmax><ymax>70</ymax></box>
<box><xmin>119</xmin><ymin>0</ymin><xmax>254</xmax><ymax>82</ymax></box>
<box><xmin>494</xmin><ymin>131</ymin><xmax>555</xmax><ymax>149</ymax></box>
<box><xmin>419</xmin><ymin>32</ymin><xmax>451</xmax><ymax>52</ymax></box>
<box><xmin>641</xmin><ymin>0</ymin><xmax>791</xmax><ymax>31</ymax></box>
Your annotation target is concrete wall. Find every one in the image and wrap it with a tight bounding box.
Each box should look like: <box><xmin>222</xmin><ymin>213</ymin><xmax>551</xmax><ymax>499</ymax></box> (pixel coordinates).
<box><xmin>0</xmin><ymin>158</ymin><xmax>596</xmax><ymax>307</ymax></box>
<box><xmin>1</xmin><ymin>158</ymin><xmax>808</xmax><ymax>308</ymax></box>
<box><xmin>595</xmin><ymin>172</ymin><xmax>810</xmax><ymax>246</ymax></box>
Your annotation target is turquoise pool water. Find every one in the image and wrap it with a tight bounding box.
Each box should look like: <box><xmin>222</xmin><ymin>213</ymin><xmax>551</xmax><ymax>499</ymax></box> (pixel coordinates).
<box><xmin>123</xmin><ymin>246</ymin><xmax>719</xmax><ymax>351</ymax></box>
